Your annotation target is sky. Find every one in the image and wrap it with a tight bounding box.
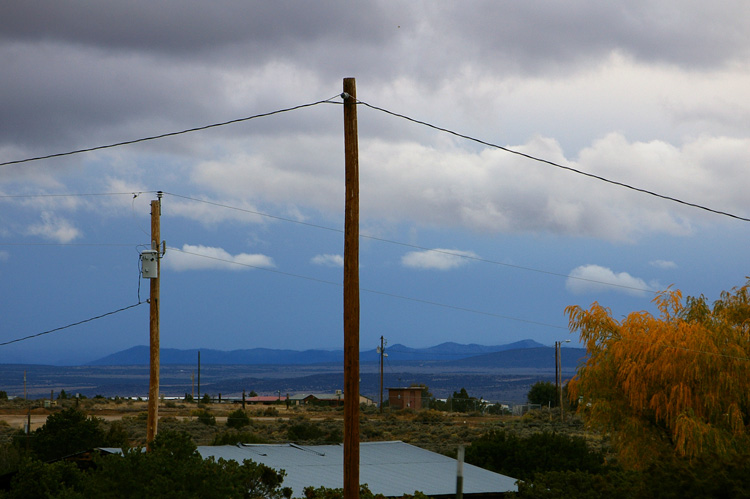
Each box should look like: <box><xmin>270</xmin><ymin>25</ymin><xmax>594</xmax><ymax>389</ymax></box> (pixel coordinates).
<box><xmin>1</xmin><ymin>1</ymin><xmax>749</xmax><ymax>365</ymax></box>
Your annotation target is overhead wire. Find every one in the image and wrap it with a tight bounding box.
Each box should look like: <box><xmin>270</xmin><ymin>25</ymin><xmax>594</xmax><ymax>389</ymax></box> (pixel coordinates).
<box><xmin>0</xmin><ymin>97</ymin><xmax>341</xmax><ymax>167</ymax></box>
<box><xmin>0</xmin><ymin>191</ymin><xmax>158</xmax><ymax>199</ymax></box>
<box><xmin>354</xmin><ymin>98</ymin><xmax>750</xmax><ymax>223</ymax></box>
<box><xmin>2</xmin><ymin>94</ymin><xmax>747</xmax><ymax>355</ymax></box>
<box><xmin>0</xmin><ymin>96</ymin><xmax>747</xmax><ymax>223</ymax></box>
<box><xmin>0</xmin><ymin>302</ymin><xmax>146</xmax><ymax>347</ymax></box>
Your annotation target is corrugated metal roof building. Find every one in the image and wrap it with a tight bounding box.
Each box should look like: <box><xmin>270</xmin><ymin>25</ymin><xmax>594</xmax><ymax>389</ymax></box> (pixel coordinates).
<box><xmin>198</xmin><ymin>441</ymin><xmax>518</xmax><ymax>497</ymax></box>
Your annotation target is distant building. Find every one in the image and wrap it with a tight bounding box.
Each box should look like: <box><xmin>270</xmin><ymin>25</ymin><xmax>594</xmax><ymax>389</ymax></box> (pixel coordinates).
<box><xmin>288</xmin><ymin>391</ymin><xmax>374</xmax><ymax>407</ymax></box>
<box><xmin>388</xmin><ymin>387</ymin><xmax>423</xmax><ymax>410</ymax></box>
<box><xmin>246</xmin><ymin>395</ymin><xmax>285</xmax><ymax>405</ymax></box>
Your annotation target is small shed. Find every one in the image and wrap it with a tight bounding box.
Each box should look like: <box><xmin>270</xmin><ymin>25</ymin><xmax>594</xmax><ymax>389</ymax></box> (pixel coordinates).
<box><xmin>388</xmin><ymin>387</ymin><xmax>423</xmax><ymax>410</ymax></box>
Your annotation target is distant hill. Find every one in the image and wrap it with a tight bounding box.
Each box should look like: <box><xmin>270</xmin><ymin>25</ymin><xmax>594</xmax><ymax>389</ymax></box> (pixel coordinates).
<box><xmin>88</xmin><ymin>339</ymin><xmax>548</xmax><ymax>366</ymax></box>
<box><xmin>88</xmin><ymin>346</ymin><xmax>344</xmax><ymax>366</ymax></box>
<box><xmin>446</xmin><ymin>347</ymin><xmax>588</xmax><ymax>370</ymax></box>
<box><xmin>383</xmin><ymin>339</ymin><xmax>545</xmax><ymax>361</ymax></box>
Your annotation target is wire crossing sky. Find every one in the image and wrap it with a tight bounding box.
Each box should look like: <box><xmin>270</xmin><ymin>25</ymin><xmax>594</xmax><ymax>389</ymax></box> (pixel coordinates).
<box><xmin>2</xmin><ymin>1</ymin><xmax>750</xmax><ymax>365</ymax></box>
<box><xmin>4</xmin><ymin>99</ymin><xmax>748</xmax><ymax>223</ymax></box>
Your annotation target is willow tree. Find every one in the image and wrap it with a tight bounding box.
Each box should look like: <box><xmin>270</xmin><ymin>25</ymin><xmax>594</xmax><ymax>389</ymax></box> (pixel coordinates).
<box><xmin>566</xmin><ymin>284</ymin><xmax>750</xmax><ymax>469</ymax></box>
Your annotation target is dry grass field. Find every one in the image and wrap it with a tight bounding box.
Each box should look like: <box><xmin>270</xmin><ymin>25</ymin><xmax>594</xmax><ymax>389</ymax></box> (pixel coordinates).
<box><xmin>0</xmin><ymin>396</ymin><xmax>601</xmax><ymax>457</ymax></box>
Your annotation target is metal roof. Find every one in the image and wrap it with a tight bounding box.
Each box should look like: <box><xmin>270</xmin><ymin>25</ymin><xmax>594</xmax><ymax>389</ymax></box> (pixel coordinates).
<box><xmin>288</xmin><ymin>393</ymin><xmax>342</xmax><ymax>401</ymax></box>
<box><xmin>198</xmin><ymin>441</ymin><xmax>518</xmax><ymax>497</ymax></box>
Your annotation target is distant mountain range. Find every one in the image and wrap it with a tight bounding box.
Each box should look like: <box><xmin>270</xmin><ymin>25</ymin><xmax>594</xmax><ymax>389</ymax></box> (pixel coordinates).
<box><xmin>88</xmin><ymin>339</ymin><xmax>552</xmax><ymax>366</ymax></box>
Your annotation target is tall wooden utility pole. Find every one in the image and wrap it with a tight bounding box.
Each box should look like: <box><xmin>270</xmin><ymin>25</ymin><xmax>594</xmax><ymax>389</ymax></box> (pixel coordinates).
<box><xmin>342</xmin><ymin>77</ymin><xmax>360</xmax><ymax>499</ymax></box>
<box><xmin>146</xmin><ymin>193</ymin><xmax>162</xmax><ymax>447</ymax></box>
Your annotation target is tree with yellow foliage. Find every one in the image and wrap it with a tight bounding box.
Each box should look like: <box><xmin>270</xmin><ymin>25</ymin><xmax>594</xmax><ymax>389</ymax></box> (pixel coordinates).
<box><xmin>566</xmin><ymin>283</ymin><xmax>750</xmax><ymax>469</ymax></box>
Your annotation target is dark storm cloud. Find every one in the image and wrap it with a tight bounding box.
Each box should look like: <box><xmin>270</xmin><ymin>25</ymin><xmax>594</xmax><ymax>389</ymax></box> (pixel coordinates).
<box><xmin>2</xmin><ymin>1</ymin><xmax>748</xmax><ymax>153</ymax></box>
<box><xmin>0</xmin><ymin>1</ymin><xmax>396</xmax><ymax>57</ymax></box>
<box><xmin>0</xmin><ymin>1</ymin><xmax>409</xmax><ymax>151</ymax></box>
<box><xmin>433</xmin><ymin>1</ymin><xmax>750</xmax><ymax>71</ymax></box>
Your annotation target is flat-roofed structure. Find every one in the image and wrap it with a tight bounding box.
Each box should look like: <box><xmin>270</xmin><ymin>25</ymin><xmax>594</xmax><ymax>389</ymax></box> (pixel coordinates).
<box><xmin>198</xmin><ymin>441</ymin><xmax>517</xmax><ymax>497</ymax></box>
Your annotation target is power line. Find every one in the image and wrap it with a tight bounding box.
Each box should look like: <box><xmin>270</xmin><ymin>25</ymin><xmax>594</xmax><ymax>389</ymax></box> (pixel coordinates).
<box><xmin>0</xmin><ymin>302</ymin><xmax>146</xmax><ymax>347</ymax></box>
<box><xmin>2</xmin><ymin>95</ymin><xmax>746</xmax><ymax>224</ymax></box>
<box><xmin>0</xmin><ymin>191</ymin><xmax>156</xmax><ymax>199</ymax></box>
<box><xmin>0</xmin><ymin>243</ymin><xmax>135</xmax><ymax>247</ymax></box>
<box><xmin>0</xmin><ymin>98</ymin><xmax>340</xmax><ymax>167</ymax></box>
<box><xmin>355</xmin><ymin>99</ymin><xmax>750</xmax><ymax>223</ymax></box>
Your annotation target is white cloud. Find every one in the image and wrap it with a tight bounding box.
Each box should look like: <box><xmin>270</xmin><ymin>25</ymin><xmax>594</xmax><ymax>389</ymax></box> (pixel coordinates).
<box><xmin>566</xmin><ymin>264</ymin><xmax>653</xmax><ymax>297</ymax></box>
<box><xmin>650</xmin><ymin>259</ymin><xmax>677</xmax><ymax>270</ymax></box>
<box><xmin>401</xmin><ymin>249</ymin><xmax>478</xmax><ymax>271</ymax></box>
<box><xmin>182</xmin><ymin>126</ymin><xmax>750</xmax><ymax>244</ymax></box>
<box><xmin>311</xmin><ymin>254</ymin><xmax>343</xmax><ymax>267</ymax></box>
<box><xmin>164</xmin><ymin>244</ymin><xmax>274</xmax><ymax>272</ymax></box>
<box><xmin>26</xmin><ymin>212</ymin><xmax>81</xmax><ymax>243</ymax></box>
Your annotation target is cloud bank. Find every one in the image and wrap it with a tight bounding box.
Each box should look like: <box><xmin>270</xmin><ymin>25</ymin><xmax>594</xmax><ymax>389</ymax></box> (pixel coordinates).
<box><xmin>165</xmin><ymin>244</ymin><xmax>274</xmax><ymax>272</ymax></box>
<box><xmin>566</xmin><ymin>264</ymin><xmax>655</xmax><ymax>297</ymax></box>
<box><xmin>401</xmin><ymin>249</ymin><xmax>478</xmax><ymax>271</ymax></box>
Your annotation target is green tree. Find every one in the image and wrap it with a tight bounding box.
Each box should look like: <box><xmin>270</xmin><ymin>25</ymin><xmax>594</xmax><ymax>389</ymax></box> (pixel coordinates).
<box><xmin>102</xmin><ymin>421</ymin><xmax>129</xmax><ymax>448</ymax></box>
<box><xmin>567</xmin><ymin>284</ymin><xmax>750</xmax><ymax>469</ymax></box>
<box><xmin>2</xmin><ymin>458</ymin><xmax>84</xmax><ymax>499</ymax></box>
<box><xmin>5</xmin><ymin>430</ymin><xmax>291</xmax><ymax>499</ymax></box>
<box><xmin>465</xmin><ymin>430</ymin><xmax>604</xmax><ymax>481</ymax></box>
<box><xmin>302</xmin><ymin>484</ymin><xmax>396</xmax><ymax>499</ymax></box>
<box><xmin>86</xmin><ymin>430</ymin><xmax>290</xmax><ymax>498</ymax></box>
<box><xmin>28</xmin><ymin>407</ymin><xmax>105</xmax><ymax>461</ymax></box>
<box><xmin>527</xmin><ymin>381</ymin><xmax>558</xmax><ymax>407</ymax></box>
<box><xmin>516</xmin><ymin>469</ymin><xmax>644</xmax><ymax>499</ymax></box>
<box><xmin>448</xmin><ymin>388</ymin><xmax>483</xmax><ymax>413</ymax></box>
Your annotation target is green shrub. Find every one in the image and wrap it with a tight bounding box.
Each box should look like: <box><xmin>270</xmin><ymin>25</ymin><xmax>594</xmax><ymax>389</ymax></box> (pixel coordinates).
<box><xmin>263</xmin><ymin>407</ymin><xmax>279</xmax><ymax>417</ymax></box>
<box><xmin>226</xmin><ymin>408</ymin><xmax>251</xmax><ymax>429</ymax></box>
<box><xmin>196</xmin><ymin>410</ymin><xmax>216</xmax><ymax>426</ymax></box>
<box><xmin>413</xmin><ymin>409</ymin><xmax>447</xmax><ymax>424</ymax></box>
<box><xmin>287</xmin><ymin>421</ymin><xmax>325</xmax><ymax>442</ymax></box>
